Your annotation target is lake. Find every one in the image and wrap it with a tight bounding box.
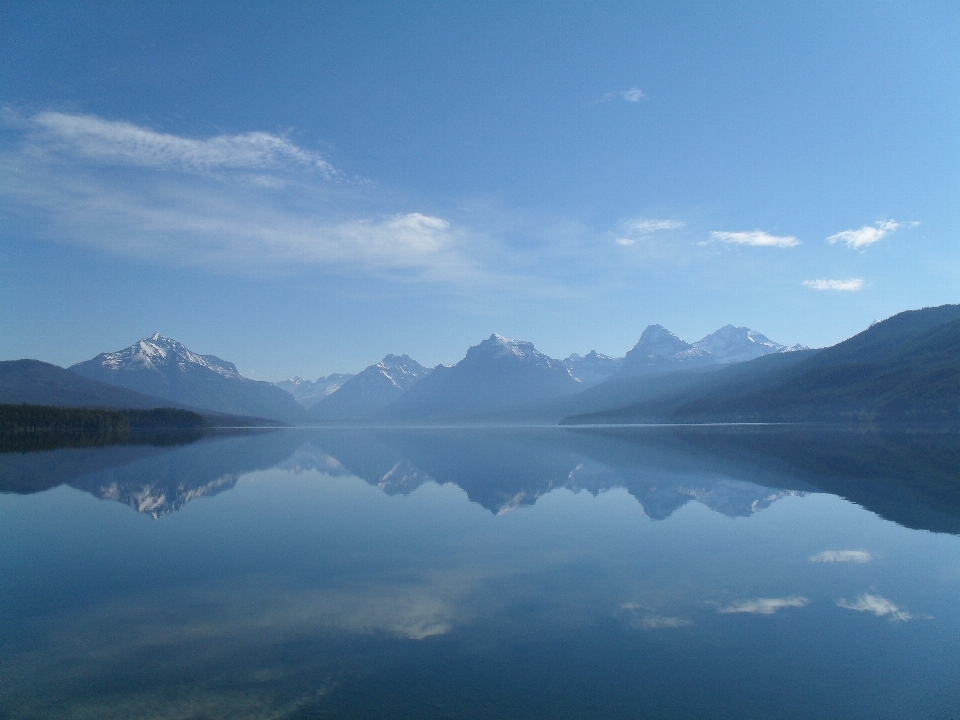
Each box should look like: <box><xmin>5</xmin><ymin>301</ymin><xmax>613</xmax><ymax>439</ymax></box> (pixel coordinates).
<box><xmin>2</xmin><ymin>425</ymin><xmax>960</xmax><ymax>719</ymax></box>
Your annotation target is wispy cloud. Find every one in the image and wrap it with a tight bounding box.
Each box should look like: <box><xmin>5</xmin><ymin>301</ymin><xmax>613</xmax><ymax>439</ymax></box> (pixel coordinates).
<box><xmin>637</xmin><ymin>614</ymin><xmax>693</xmax><ymax>628</ymax></box>
<box><xmin>837</xmin><ymin>593</ymin><xmax>913</xmax><ymax>622</ymax></box>
<box><xmin>0</xmin><ymin>111</ymin><xmax>494</xmax><ymax>280</ymax></box>
<box><xmin>827</xmin><ymin>220</ymin><xmax>906</xmax><ymax>250</ymax></box>
<box><xmin>811</xmin><ymin>550</ymin><xmax>873</xmax><ymax>563</ymax></box>
<box><xmin>709</xmin><ymin>230</ymin><xmax>800</xmax><ymax>248</ymax></box>
<box><xmin>588</xmin><ymin>87</ymin><xmax>647</xmax><ymax>105</ymax></box>
<box><xmin>614</xmin><ymin>218</ymin><xmax>685</xmax><ymax>246</ymax></box>
<box><xmin>715</xmin><ymin>596</ymin><xmax>810</xmax><ymax>615</ymax></box>
<box><xmin>803</xmin><ymin>278</ymin><xmax>865</xmax><ymax>292</ymax></box>
<box><xmin>33</xmin><ymin>111</ymin><xmax>337</xmax><ymax>176</ymax></box>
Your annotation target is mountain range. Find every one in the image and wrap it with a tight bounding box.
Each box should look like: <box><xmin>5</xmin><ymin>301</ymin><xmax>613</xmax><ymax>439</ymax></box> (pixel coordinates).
<box><xmin>2</xmin><ymin>306</ymin><xmax>956</xmax><ymax>428</ymax></box>
<box><xmin>310</xmin><ymin>354</ymin><xmax>431</xmax><ymax>421</ymax></box>
<box><xmin>564</xmin><ymin>305</ymin><xmax>960</xmax><ymax>426</ymax></box>
<box><xmin>274</xmin><ymin>374</ymin><xmax>354</xmax><ymax>408</ymax></box>
<box><xmin>69</xmin><ymin>334</ymin><xmax>307</xmax><ymax>423</ymax></box>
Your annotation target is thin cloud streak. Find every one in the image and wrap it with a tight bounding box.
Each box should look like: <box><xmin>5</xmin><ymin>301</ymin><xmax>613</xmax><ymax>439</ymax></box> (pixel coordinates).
<box><xmin>587</xmin><ymin>87</ymin><xmax>646</xmax><ymax>105</ymax></box>
<box><xmin>0</xmin><ymin>111</ymin><xmax>499</xmax><ymax>282</ymax></box>
<box><xmin>715</xmin><ymin>596</ymin><xmax>810</xmax><ymax>615</ymax></box>
<box><xmin>614</xmin><ymin>218</ymin><xmax>685</xmax><ymax>246</ymax></box>
<box><xmin>33</xmin><ymin>111</ymin><xmax>337</xmax><ymax>176</ymax></box>
<box><xmin>710</xmin><ymin>230</ymin><xmax>800</xmax><ymax>248</ymax></box>
<box><xmin>827</xmin><ymin>220</ymin><xmax>901</xmax><ymax>250</ymax></box>
<box><xmin>803</xmin><ymin>279</ymin><xmax>865</xmax><ymax>292</ymax></box>
<box><xmin>811</xmin><ymin>550</ymin><xmax>873</xmax><ymax>563</ymax></box>
<box><xmin>837</xmin><ymin>593</ymin><xmax>913</xmax><ymax>622</ymax></box>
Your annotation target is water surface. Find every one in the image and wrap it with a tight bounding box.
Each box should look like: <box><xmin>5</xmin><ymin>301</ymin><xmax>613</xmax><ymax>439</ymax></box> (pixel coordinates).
<box><xmin>2</xmin><ymin>426</ymin><xmax>959</xmax><ymax>719</ymax></box>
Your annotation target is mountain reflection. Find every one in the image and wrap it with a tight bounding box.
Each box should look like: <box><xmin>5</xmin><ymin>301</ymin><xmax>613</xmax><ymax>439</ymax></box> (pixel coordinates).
<box><xmin>0</xmin><ymin>429</ymin><xmax>303</xmax><ymax>517</ymax></box>
<box><xmin>3</xmin><ymin>425</ymin><xmax>959</xmax><ymax>532</ymax></box>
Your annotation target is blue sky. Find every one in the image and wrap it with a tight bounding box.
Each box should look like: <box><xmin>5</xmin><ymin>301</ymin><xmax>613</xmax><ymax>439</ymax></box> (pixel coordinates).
<box><xmin>1</xmin><ymin>2</ymin><xmax>957</xmax><ymax>379</ymax></box>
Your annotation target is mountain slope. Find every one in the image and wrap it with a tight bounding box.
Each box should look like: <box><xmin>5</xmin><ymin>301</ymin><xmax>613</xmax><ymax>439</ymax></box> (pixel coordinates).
<box><xmin>310</xmin><ymin>355</ymin><xmax>430</xmax><ymax>421</ymax></box>
<box><xmin>382</xmin><ymin>334</ymin><xmax>581</xmax><ymax>421</ymax></box>
<box><xmin>275</xmin><ymin>374</ymin><xmax>354</xmax><ymax>409</ymax></box>
<box><xmin>563</xmin><ymin>351</ymin><xmax>622</xmax><ymax>386</ymax></box>
<box><xmin>675</xmin><ymin>309</ymin><xmax>960</xmax><ymax>423</ymax></box>
<box><xmin>617</xmin><ymin>325</ymin><xmax>713</xmax><ymax>377</ymax></box>
<box><xmin>564</xmin><ymin>305</ymin><xmax>960</xmax><ymax>426</ymax></box>
<box><xmin>70</xmin><ymin>334</ymin><xmax>307</xmax><ymax>423</ymax></box>
<box><xmin>693</xmin><ymin>325</ymin><xmax>805</xmax><ymax>363</ymax></box>
<box><xmin>0</xmin><ymin>360</ymin><xmax>180</xmax><ymax>409</ymax></box>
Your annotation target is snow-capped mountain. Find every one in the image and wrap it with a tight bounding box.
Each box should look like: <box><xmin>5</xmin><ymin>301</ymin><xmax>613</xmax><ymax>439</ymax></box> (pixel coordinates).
<box><xmin>310</xmin><ymin>355</ymin><xmax>431</xmax><ymax>421</ymax></box>
<box><xmin>612</xmin><ymin>324</ymin><xmax>805</xmax><ymax>378</ymax></box>
<box><xmin>563</xmin><ymin>351</ymin><xmax>623</xmax><ymax>386</ymax></box>
<box><xmin>275</xmin><ymin>373</ymin><xmax>354</xmax><ymax>409</ymax></box>
<box><xmin>693</xmin><ymin>325</ymin><xmax>807</xmax><ymax>364</ymax></box>
<box><xmin>383</xmin><ymin>334</ymin><xmax>581</xmax><ymax>421</ymax></box>
<box><xmin>91</xmin><ymin>334</ymin><xmax>241</xmax><ymax>377</ymax></box>
<box><xmin>70</xmin><ymin>334</ymin><xmax>307</xmax><ymax>423</ymax></box>
<box><xmin>617</xmin><ymin>325</ymin><xmax>714</xmax><ymax>377</ymax></box>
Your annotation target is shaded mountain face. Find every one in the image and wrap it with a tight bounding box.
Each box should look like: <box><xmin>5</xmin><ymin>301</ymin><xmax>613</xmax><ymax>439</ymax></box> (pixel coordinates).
<box><xmin>383</xmin><ymin>334</ymin><xmax>581</xmax><ymax>421</ymax></box>
<box><xmin>310</xmin><ymin>355</ymin><xmax>430</xmax><ymax>421</ymax></box>
<box><xmin>694</xmin><ymin>325</ymin><xmax>806</xmax><ymax>364</ymax></box>
<box><xmin>671</xmin><ymin>306</ymin><xmax>960</xmax><ymax>424</ymax></box>
<box><xmin>569</xmin><ymin>304</ymin><xmax>960</xmax><ymax>427</ymax></box>
<box><xmin>275</xmin><ymin>373</ymin><xmax>354</xmax><ymax>409</ymax></box>
<box><xmin>70</xmin><ymin>335</ymin><xmax>306</xmax><ymax>423</ymax></box>
<box><xmin>0</xmin><ymin>359</ymin><xmax>175</xmax><ymax>409</ymax></box>
<box><xmin>563</xmin><ymin>351</ymin><xmax>622</xmax><ymax>386</ymax></box>
<box><xmin>618</xmin><ymin>325</ymin><xmax>713</xmax><ymax>377</ymax></box>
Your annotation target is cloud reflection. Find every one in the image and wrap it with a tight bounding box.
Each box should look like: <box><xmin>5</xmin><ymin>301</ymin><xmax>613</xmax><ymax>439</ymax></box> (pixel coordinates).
<box><xmin>715</xmin><ymin>596</ymin><xmax>810</xmax><ymax>615</ymax></box>
<box><xmin>837</xmin><ymin>593</ymin><xmax>913</xmax><ymax>622</ymax></box>
<box><xmin>810</xmin><ymin>550</ymin><xmax>873</xmax><ymax>563</ymax></box>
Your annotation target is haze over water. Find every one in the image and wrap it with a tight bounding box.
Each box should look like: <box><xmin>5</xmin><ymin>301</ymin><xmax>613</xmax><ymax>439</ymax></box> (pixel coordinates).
<box><xmin>2</xmin><ymin>426</ymin><xmax>960</xmax><ymax>719</ymax></box>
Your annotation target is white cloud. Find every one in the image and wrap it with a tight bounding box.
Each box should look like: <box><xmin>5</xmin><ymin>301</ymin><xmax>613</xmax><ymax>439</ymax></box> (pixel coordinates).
<box><xmin>811</xmin><ymin>550</ymin><xmax>873</xmax><ymax>563</ymax></box>
<box><xmin>0</xmin><ymin>111</ymin><xmax>494</xmax><ymax>280</ymax></box>
<box><xmin>710</xmin><ymin>230</ymin><xmax>800</xmax><ymax>248</ymax></box>
<box><xmin>803</xmin><ymin>278</ymin><xmax>865</xmax><ymax>292</ymax></box>
<box><xmin>827</xmin><ymin>220</ymin><xmax>901</xmax><ymax>250</ymax></box>
<box><xmin>716</xmin><ymin>596</ymin><xmax>810</xmax><ymax>615</ymax></box>
<box><xmin>837</xmin><ymin>593</ymin><xmax>912</xmax><ymax>622</ymax></box>
<box><xmin>638</xmin><ymin>615</ymin><xmax>693</xmax><ymax>629</ymax></box>
<box><xmin>614</xmin><ymin>218</ymin><xmax>685</xmax><ymax>246</ymax></box>
<box><xmin>33</xmin><ymin>111</ymin><xmax>337</xmax><ymax>176</ymax></box>
<box><xmin>588</xmin><ymin>87</ymin><xmax>646</xmax><ymax>105</ymax></box>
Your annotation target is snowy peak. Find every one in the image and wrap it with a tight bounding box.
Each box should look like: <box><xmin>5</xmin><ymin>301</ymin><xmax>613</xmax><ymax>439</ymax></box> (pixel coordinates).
<box><xmin>309</xmin><ymin>354</ymin><xmax>431</xmax><ymax>420</ymax></box>
<box><xmin>373</xmin><ymin>354</ymin><xmax>431</xmax><ymax>391</ymax></box>
<box><xmin>630</xmin><ymin>325</ymin><xmax>696</xmax><ymax>357</ymax></box>
<box><xmin>618</xmin><ymin>325</ymin><xmax>711</xmax><ymax>377</ymax></box>
<box><xmin>274</xmin><ymin>372</ymin><xmax>355</xmax><ymax>408</ymax></box>
<box><xmin>464</xmin><ymin>333</ymin><xmax>570</xmax><ymax>374</ymax></box>
<box><xmin>98</xmin><ymin>334</ymin><xmax>240</xmax><ymax>378</ymax></box>
<box><xmin>694</xmin><ymin>325</ymin><xmax>805</xmax><ymax>364</ymax></box>
<box><xmin>563</xmin><ymin>351</ymin><xmax>622</xmax><ymax>386</ymax></box>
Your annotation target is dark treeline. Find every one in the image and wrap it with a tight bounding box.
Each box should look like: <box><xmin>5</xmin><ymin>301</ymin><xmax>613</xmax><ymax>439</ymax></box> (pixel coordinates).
<box><xmin>0</xmin><ymin>404</ymin><xmax>207</xmax><ymax>435</ymax></box>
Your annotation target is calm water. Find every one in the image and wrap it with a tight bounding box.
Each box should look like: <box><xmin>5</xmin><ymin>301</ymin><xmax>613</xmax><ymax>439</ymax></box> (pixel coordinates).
<box><xmin>2</xmin><ymin>426</ymin><xmax>960</xmax><ymax>719</ymax></box>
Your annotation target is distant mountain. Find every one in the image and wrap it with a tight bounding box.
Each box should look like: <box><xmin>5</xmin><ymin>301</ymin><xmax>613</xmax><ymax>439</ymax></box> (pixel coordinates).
<box><xmin>674</xmin><ymin>305</ymin><xmax>960</xmax><ymax>424</ymax></box>
<box><xmin>617</xmin><ymin>325</ymin><xmax>714</xmax><ymax>377</ymax></box>
<box><xmin>382</xmin><ymin>334</ymin><xmax>581</xmax><ymax>421</ymax></box>
<box><xmin>693</xmin><ymin>325</ymin><xmax>806</xmax><ymax>364</ymax></box>
<box><xmin>564</xmin><ymin>304</ymin><xmax>960</xmax><ymax>426</ymax></box>
<box><xmin>564</xmin><ymin>351</ymin><xmax>622</xmax><ymax>386</ymax></box>
<box><xmin>70</xmin><ymin>334</ymin><xmax>307</xmax><ymax>423</ymax></box>
<box><xmin>310</xmin><ymin>354</ymin><xmax>431</xmax><ymax>421</ymax></box>
<box><xmin>0</xmin><ymin>359</ymin><xmax>177</xmax><ymax>409</ymax></box>
<box><xmin>275</xmin><ymin>373</ymin><xmax>354</xmax><ymax>409</ymax></box>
